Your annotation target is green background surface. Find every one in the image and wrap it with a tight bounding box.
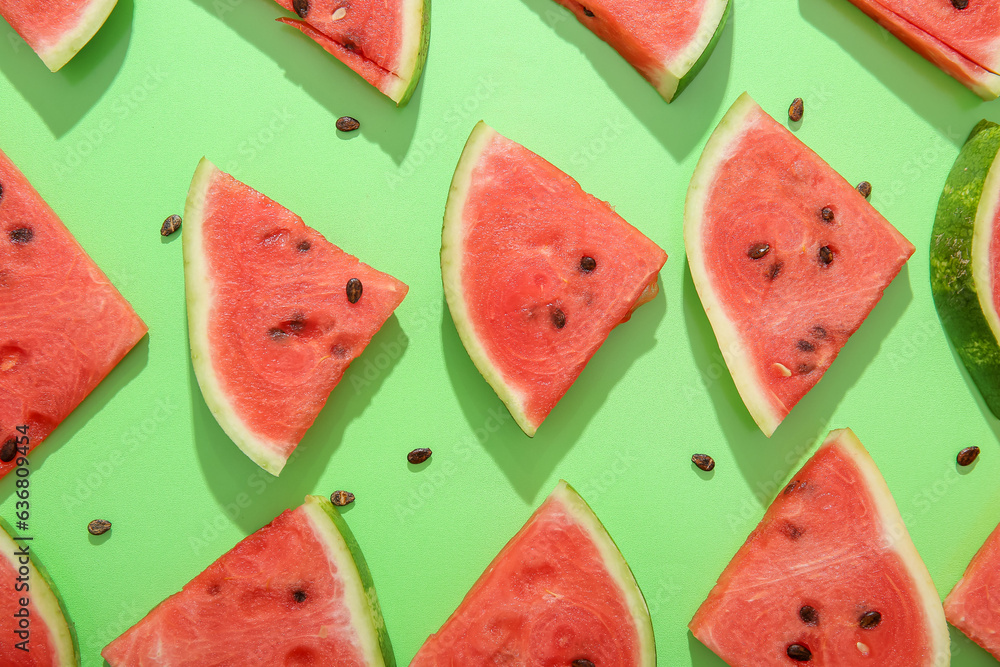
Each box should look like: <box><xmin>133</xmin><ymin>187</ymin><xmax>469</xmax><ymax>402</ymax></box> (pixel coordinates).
<box><xmin>2</xmin><ymin>0</ymin><xmax>1000</xmax><ymax>664</ymax></box>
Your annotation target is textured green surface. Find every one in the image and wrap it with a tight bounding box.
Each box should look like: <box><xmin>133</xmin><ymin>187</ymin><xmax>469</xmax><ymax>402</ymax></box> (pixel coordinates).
<box><xmin>2</xmin><ymin>0</ymin><xmax>1000</xmax><ymax>665</ymax></box>
<box><xmin>930</xmin><ymin>120</ymin><xmax>1000</xmax><ymax>420</ymax></box>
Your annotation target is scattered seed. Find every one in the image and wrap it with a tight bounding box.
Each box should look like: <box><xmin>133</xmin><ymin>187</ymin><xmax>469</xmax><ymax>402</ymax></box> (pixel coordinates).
<box><xmin>788</xmin><ymin>98</ymin><xmax>804</xmax><ymax>122</ymax></box>
<box><xmin>957</xmin><ymin>446</ymin><xmax>980</xmax><ymax>466</ymax></box>
<box><xmin>767</xmin><ymin>261</ymin><xmax>783</xmax><ymax>280</ymax></box>
<box><xmin>408</xmin><ymin>448</ymin><xmax>432</xmax><ymax>464</ymax></box>
<box><xmin>331</xmin><ymin>6</ymin><xmax>347</xmax><ymax>19</ymax></box>
<box><xmin>551</xmin><ymin>307</ymin><xmax>567</xmax><ymax>329</ymax></box>
<box><xmin>799</xmin><ymin>606</ymin><xmax>818</xmax><ymax>625</ymax></box>
<box><xmin>293</xmin><ymin>589</ymin><xmax>307</xmax><ymax>603</ymax></box>
<box><xmin>952</xmin><ymin>0</ymin><xmax>969</xmax><ymax>8</ymax></box>
<box><xmin>821</xmin><ymin>207</ymin><xmax>835</xmax><ymax>223</ymax></box>
<box><xmin>692</xmin><ymin>454</ymin><xmax>715</xmax><ymax>472</ymax></box>
<box><xmin>747</xmin><ymin>242</ymin><xmax>770</xmax><ymax>260</ymax></box>
<box><xmin>331</xmin><ymin>490</ymin><xmax>355</xmax><ymax>506</ymax></box>
<box><xmin>818</xmin><ymin>246</ymin><xmax>834</xmax><ymax>266</ymax></box>
<box><xmin>9</xmin><ymin>228</ymin><xmax>33</xmax><ymax>244</ymax></box>
<box><xmin>811</xmin><ymin>326</ymin><xmax>827</xmax><ymax>339</ymax></box>
<box><xmin>797</xmin><ymin>339</ymin><xmax>815</xmax><ymax>352</ymax></box>
<box><xmin>293</xmin><ymin>0</ymin><xmax>309</xmax><ymax>17</ymax></box>
<box><xmin>787</xmin><ymin>644</ymin><xmax>812</xmax><ymax>661</ymax></box>
<box><xmin>580</xmin><ymin>256</ymin><xmax>597</xmax><ymax>272</ymax></box>
<box><xmin>857</xmin><ymin>642</ymin><xmax>870</xmax><ymax>655</ymax></box>
<box><xmin>346</xmin><ymin>278</ymin><xmax>363</xmax><ymax>304</ymax></box>
<box><xmin>0</xmin><ymin>439</ymin><xmax>17</xmax><ymax>463</ymax></box>
<box><xmin>88</xmin><ymin>519</ymin><xmax>112</xmax><ymax>536</ymax></box>
<box><xmin>572</xmin><ymin>661</ymin><xmax>595</xmax><ymax>667</ymax></box>
<box><xmin>856</xmin><ymin>181</ymin><xmax>872</xmax><ymax>199</ymax></box>
<box><xmin>859</xmin><ymin>611</ymin><xmax>882</xmax><ymax>629</ymax></box>
<box><xmin>298</xmin><ymin>240</ymin><xmax>311</xmax><ymax>252</ymax></box>
<box><xmin>336</xmin><ymin>116</ymin><xmax>360</xmax><ymax>132</ymax></box>
<box><xmin>160</xmin><ymin>214</ymin><xmax>182</xmax><ymax>237</ymax></box>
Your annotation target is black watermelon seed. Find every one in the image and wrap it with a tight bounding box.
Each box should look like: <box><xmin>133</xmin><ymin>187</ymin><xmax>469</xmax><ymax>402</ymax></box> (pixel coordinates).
<box><xmin>343</xmin><ymin>40</ymin><xmax>357</xmax><ymax>51</ymax></box>
<box><xmin>787</xmin><ymin>644</ymin><xmax>812</xmax><ymax>661</ymax></box>
<box><xmin>551</xmin><ymin>308</ymin><xmax>567</xmax><ymax>329</ymax></box>
<box><xmin>799</xmin><ymin>606</ymin><xmax>818</xmax><ymax>625</ymax></box>
<box><xmin>692</xmin><ymin>454</ymin><xmax>715</xmax><ymax>471</ymax></box>
<box><xmin>789</xmin><ymin>98</ymin><xmax>804</xmax><ymax>122</ymax></box>
<box><xmin>293</xmin><ymin>0</ymin><xmax>309</xmax><ymax>17</ymax></box>
<box><xmin>407</xmin><ymin>448</ymin><xmax>432</xmax><ymax>464</ymax></box>
<box><xmin>331</xmin><ymin>490</ymin><xmax>355</xmax><ymax>506</ymax></box>
<box><xmin>298</xmin><ymin>240</ymin><xmax>311</xmax><ymax>252</ymax></box>
<box><xmin>0</xmin><ymin>182</ymin><xmax>4</xmax><ymax>203</ymax></box>
<box><xmin>346</xmin><ymin>278</ymin><xmax>363</xmax><ymax>304</ymax></box>
<box><xmin>811</xmin><ymin>326</ymin><xmax>827</xmax><ymax>339</ymax></box>
<box><xmin>336</xmin><ymin>116</ymin><xmax>360</xmax><ymax>132</ymax></box>
<box><xmin>784</xmin><ymin>480</ymin><xmax>804</xmax><ymax>495</ymax></box>
<box><xmin>859</xmin><ymin>611</ymin><xmax>882</xmax><ymax>629</ymax></box>
<box><xmin>580</xmin><ymin>256</ymin><xmax>597</xmax><ymax>272</ymax></box>
<box><xmin>287</xmin><ymin>317</ymin><xmax>305</xmax><ymax>334</ymax></box>
<box><xmin>818</xmin><ymin>246</ymin><xmax>834</xmax><ymax>265</ymax></box>
<box><xmin>582</xmin><ymin>7</ymin><xmax>594</xmax><ymax>16</ymax></box>
<box><xmin>160</xmin><ymin>215</ymin><xmax>182</xmax><ymax>237</ymax></box>
<box><xmin>748</xmin><ymin>242</ymin><xmax>770</xmax><ymax>260</ymax></box>
<box><xmin>268</xmin><ymin>328</ymin><xmax>288</xmax><ymax>341</ymax></box>
<box><xmin>957</xmin><ymin>446</ymin><xmax>980</xmax><ymax>466</ymax></box>
<box><xmin>88</xmin><ymin>519</ymin><xmax>112</xmax><ymax>536</ymax></box>
<box><xmin>797</xmin><ymin>339</ymin><xmax>815</xmax><ymax>352</ymax></box>
<box><xmin>783</xmin><ymin>522</ymin><xmax>804</xmax><ymax>539</ymax></box>
<box><xmin>952</xmin><ymin>0</ymin><xmax>969</xmax><ymax>8</ymax></box>
<box><xmin>820</xmin><ymin>207</ymin><xmax>835</xmax><ymax>222</ymax></box>
<box><xmin>856</xmin><ymin>181</ymin><xmax>873</xmax><ymax>199</ymax></box>
<box><xmin>0</xmin><ymin>438</ymin><xmax>17</xmax><ymax>463</ymax></box>
<box><xmin>767</xmin><ymin>261</ymin><xmax>783</xmax><ymax>280</ymax></box>
<box><xmin>572</xmin><ymin>661</ymin><xmax>596</xmax><ymax>667</ymax></box>
<box><xmin>293</xmin><ymin>589</ymin><xmax>307</xmax><ymax>603</ymax></box>
<box><xmin>9</xmin><ymin>228</ymin><xmax>33</xmax><ymax>244</ymax></box>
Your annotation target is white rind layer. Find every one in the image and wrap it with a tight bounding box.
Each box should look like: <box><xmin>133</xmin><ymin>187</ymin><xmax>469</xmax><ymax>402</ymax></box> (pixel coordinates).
<box><xmin>656</xmin><ymin>0</ymin><xmax>729</xmax><ymax>100</ymax></box>
<box><xmin>35</xmin><ymin>0</ymin><xmax>119</xmax><ymax>72</ymax></box>
<box><xmin>972</xmin><ymin>143</ymin><xmax>1000</xmax><ymax>350</ymax></box>
<box><xmin>382</xmin><ymin>0</ymin><xmax>429</xmax><ymax>104</ymax></box>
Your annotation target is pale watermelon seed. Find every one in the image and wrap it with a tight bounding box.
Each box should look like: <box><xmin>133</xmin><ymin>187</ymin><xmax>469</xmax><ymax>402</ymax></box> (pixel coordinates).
<box><xmin>952</xmin><ymin>0</ymin><xmax>969</xmax><ymax>8</ymax></box>
<box><xmin>580</xmin><ymin>256</ymin><xmax>597</xmax><ymax>272</ymax></box>
<box><xmin>332</xmin><ymin>7</ymin><xmax>347</xmax><ymax>19</ymax></box>
<box><xmin>798</xmin><ymin>605</ymin><xmax>818</xmax><ymax>625</ymax></box>
<box><xmin>787</xmin><ymin>644</ymin><xmax>812</xmax><ymax>661</ymax></box>
<box><xmin>0</xmin><ymin>439</ymin><xmax>16</xmax><ymax>463</ymax></box>
<box><xmin>747</xmin><ymin>242</ymin><xmax>770</xmax><ymax>259</ymax></box>
<box><xmin>857</xmin><ymin>642</ymin><xmax>870</xmax><ymax>655</ymax></box>
<box><xmin>772</xmin><ymin>362</ymin><xmax>792</xmax><ymax>377</ymax></box>
<box><xmin>818</xmin><ymin>246</ymin><xmax>834</xmax><ymax>266</ymax></box>
<box><xmin>551</xmin><ymin>308</ymin><xmax>567</xmax><ymax>329</ymax></box>
<box><xmin>9</xmin><ymin>228</ymin><xmax>33</xmax><ymax>244</ymax></box>
<box><xmin>293</xmin><ymin>0</ymin><xmax>309</xmax><ymax>17</ymax></box>
<box><xmin>858</xmin><ymin>610</ymin><xmax>882</xmax><ymax>629</ymax></box>
<box><xmin>346</xmin><ymin>278</ymin><xmax>363</xmax><ymax>304</ymax></box>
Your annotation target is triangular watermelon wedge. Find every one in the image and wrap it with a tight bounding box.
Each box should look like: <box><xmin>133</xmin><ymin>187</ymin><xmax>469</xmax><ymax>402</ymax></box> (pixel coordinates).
<box><xmin>274</xmin><ymin>0</ymin><xmax>430</xmax><ymax>105</ymax></box>
<box><xmin>183</xmin><ymin>159</ymin><xmax>408</xmax><ymax>475</ymax></box>
<box><xmin>0</xmin><ymin>147</ymin><xmax>147</xmax><ymax>480</ymax></box>
<box><xmin>411</xmin><ymin>480</ymin><xmax>655</xmax><ymax>665</ymax></box>
<box><xmin>0</xmin><ymin>0</ymin><xmax>119</xmax><ymax>72</ymax></box>
<box><xmin>102</xmin><ymin>495</ymin><xmax>394</xmax><ymax>666</ymax></box>
<box><xmin>685</xmin><ymin>93</ymin><xmax>914</xmax><ymax>436</ymax></box>
<box><xmin>945</xmin><ymin>521</ymin><xmax>1000</xmax><ymax>659</ymax></box>
<box><xmin>551</xmin><ymin>0</ymin><xmax>731</xmax><ymax>102</ymax></box>
<box><xmin>442</xmin><ymin>122</ymin><xmax>667</xmax><ymax>436</ymax></box>
<box><xmin>690</xmin><ymin>428</ymin><xmax>950</xmax><ymax>666</ymax></box>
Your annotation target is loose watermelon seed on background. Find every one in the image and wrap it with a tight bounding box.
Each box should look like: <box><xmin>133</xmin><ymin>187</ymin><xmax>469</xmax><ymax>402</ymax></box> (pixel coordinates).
<box><xmin>0</xmin><ymin>0</ymin><xmax>119</xmax><ymax>72</ymax></box>
<box><xmin>685</xmin><ymin>92</ymin><xmax>914</xmax><ymax>436</ymax></box>
<box><xmin>183</xmin><ymin>158</ymin><xmax>409</xmax><ymax>476</ymax></box>
<box><xmin>442</xmin><ymin>121</ymin><xmax>667</xmax><ymax>437</ymax></box>
<box><xmin>945</xmin><ymin>519</ymin><xmax>1000</xmax><ymax>660</ymax></box>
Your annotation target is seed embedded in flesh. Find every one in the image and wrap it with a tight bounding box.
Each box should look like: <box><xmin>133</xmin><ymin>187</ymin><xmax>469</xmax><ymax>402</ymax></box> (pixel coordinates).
<box><xmin>957</xmin><ymin>446</ymin><xmax>980</xmax><ymax>466</ymax></box>
<box><xmin>580</xmin><ymin>256</ymin><xmax>597</xmax><ymax>272</ymax></box>
<box><xmin>799</xmin><ymin>606</ymin><xmax>818</xmax><ymax>625</ymax></box>
<box><xmin>582</xmin><ymin>7</ymin><xmax>595</xmax><ymax>17</ymax></box>
<box><xmin>952</xmin><ymin>0</ymin><xmax>969</xmax><ymax>8</ymax></box>
<box><xmin>268</xmin><ymin>328</ymin><xmax>288</xmax><ymax>341</ymax></box>
<box><xmin>784</xmin><ymin>480</ymin><xmax>804</xmax><ymax>495</ymax></box>
<box><xmin>346</xmin><ymin>278</ymin><xmax>363</xmax><ymax>304</ymax></box>
<box><xmin>692</xmin><ymin>454</ymin><xmax>715</xmax><ymax>471</ymax></box>
<box><xmin>572</xmin><ymin>661</ymin><xmax>595</xmax><ymax>667</ymax></box>
<box><xmin>0</xmin><ymin>439</ymin><xmax>17</xmax><ymax>463</ymax></box>
<box><xmin>788</xmin><ymin>98</ymin><xmax>804</xmax><ymax>122</ymax></box>
<box><xmin>818</xmin><ymin>245</ymin><xmax>834</xmax><ymax>265</ymax></box>
<box><xmin>858</xmin><ymin>610</ymin><xmax>882</xmax><ymax>629</ymax></box>
<box><xmin>767</xmin><ymin>261</ymin><xmax>783</xmax><ymax>280</ymax></box>
<box><xmin>331</xmin><ymin>6</ymin><xmax>347</xmax><ymax>19</ymax></box>
<box><xmin>331</xmin><ymin>490</ymin><xmax>355</xmax><ymax>506</ymax></box>
<box><xmin>88</xmin><ymin>519</ymin><xmax>112</xmax><ymax>536</ymax></box>
<box><xmin>336</xmin><ymin>116</ymin><xmax>360</xmax><ymax>132</ymax></box>
<box><xmin>293</xmin><ymin>0</ymin><xmax>309</xmax><ymax>17</ymax></box>
<box><xmin>783</xmin><ymin>522</ymin><xmax>804</xmax><ymax>539</ymax></box>
<box><xmin>298</xmin><ymin>240</ymin><xmax>311</xmax><ymax>252</ymax></box>
<box><xmin>407</xmin><ymin>448</ymin><xmax>432</xmax><ymax>464</ymax></box>
<box><xmin>811</xmin><ymin>326</ymin><xmax>827</xmax><ymax>339</ymax></box>
<box><xmin>787</xmin><ymin>644</ymin><xmax>812</xmax><ymax>661</ymax></box>
<box><xmin>797</xmin><ymin>339</ymin><xmax>815</xmax><ymax>352</ymax></box>
<box><xmin>820</xmin><ymin>207</ymin><xmax>835</xmax><ymax>222</ymax></box>
<box><xmin>551</xmin><ymin>307</ymin><xmax>567</xmax><ymax>329</ymax></box>
<box><xmin>160</xmin><ymin>214</ymin><xmax>182</xmax><ymax>237</ymax></box>
<box><xmin>9</xmin><ymin>228</ymin><xmax>33</xmax><ymax>244</ymax></box>
<box><xmin>293</xmin><ymin>589</ymin><xmax>307</xmax><ymax>603</ymax></box>
<box><xmin>856</xmin><ymin>181</ymin><xmax>872</xmax><ymax>199</ymax></box>
<box><xmin>747</xmin><ymin>242</ymin><xmax>770</xmax><ymax>260</ymax></box>
<box><xmin>773</xmin><ymin>362</ymin><xmax>792</xmax><ymax>377</ymax></box>
<box><xmin>0</xmin><ymin>182</ymin><xmax>4</xmax><ymax>203</ymax></box>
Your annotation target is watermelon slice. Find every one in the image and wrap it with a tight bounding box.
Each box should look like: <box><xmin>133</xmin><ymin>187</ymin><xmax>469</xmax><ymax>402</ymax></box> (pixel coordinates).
<box><xmin>102</xmin><ymin>495</ymin><xmax>394</xmax><ymax>666</ymax></box>
<box><xmin>844</xmin><ymin>0</ymin><xmax>1000</xmax><ymax>99</ymax></box>
<box><xmin>931</xmin><ymin>120</ymin><xmax>1000</xmax><ymax>419</ymax></box>
<box><xmin>411</xmin><ymin>480</ymin><xmax>655</xmax><ymax>665</ymax></box>
<box><xmin>274</xmin><ymin>0</ymin><xmax>430</xmax><ymax>105</ymax></box>
<box><xmin>690</xmin><ymin>428</ymin><xmax>950</xmax><ymax>666</ymax></box>
<box><xmin>0</xmin><ymin>0</ymin><xmax>119</xmax><ymax>72</ymax></box>
<box><xmin>551</xmin><ymin>0</ymin><xmax>731</xmax><ymax>102</ymax></box>
<box><xmin>945</xmin><ymin>520</ymin><xmax>1000</xmax><ymax>660</ymax></box>
<box><xmin>183</xmin><ymin>158</ymin><xmax>408</xmax><ymax>475</ymax></box>
<box><xmin>0</xmin><ymin>520</ymin><xmax>78</xmax><ymax>666</ymax></box>
<box><xmin>442</xmin><ymin>122</ymin><xmax>667</xmax><ymax>436</ymax></box>
<box><xmin>685</xmin><ymin>93</ymin><xmax>914</xmax><ymax>436</ymax></box>
<box><xmin>0</xmin><ymin>148</ymin><xmax>147</xmax><ymax>478</ymax></box>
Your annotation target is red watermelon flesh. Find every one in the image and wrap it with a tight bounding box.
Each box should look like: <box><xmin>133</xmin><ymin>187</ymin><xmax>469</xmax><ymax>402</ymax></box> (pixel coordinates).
<box><xmin>690</xmin><ymin>428</ymin><xmax>950</xmax><ymax>667</ymax></box>
<box><xmin>944</xmin><ymin>521</ymin><xmax>1000</xmax><ymax>659</ymax></box>
<box><xmin>845</xmin><ymin>0</ymin><xmax>1000</xmax><ymax>99</ymax></box>
<box><xmin>0</xmin><ymin>148</ymin><xmax>147</xmax><ymax>478</ymax></box>
<box><xmin>410</xmin><ymin>480</ymin><xmax>655</xmax><ymax>665</ymax></box>
<box><xmin>685</xmin><ymin>93</ymin><xmax>914</xmax><ymax>437</ymax></box>
<box><xmin>183</xmin><ymin>159</ymin><xmax>408</xmax><ymax>476</ymax></box>
<box><xmin>0</xmin><ymin>0</ymin><xmax>119</xmax><ymax>71</ymax></box>
<box><xmin>442</xmin><ymin>122</ymin><xmax>667</xmax><ymax>436</ymax></box>
<box><xmin>102</xmin><ymin>495</ymin><xmax>394</xmax><ymax>666</ymax></box>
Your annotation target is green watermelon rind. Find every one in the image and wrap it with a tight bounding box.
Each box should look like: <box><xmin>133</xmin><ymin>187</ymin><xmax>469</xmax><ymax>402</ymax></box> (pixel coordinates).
<box><xmin>0</xmin><ymin>519</ymin><xmax>79</xmax><ymax>666</ymax></box>
<box><xmin>389</xmin><ymin>0</ymin><xmax>431</xmax><ymax>106</ymax></box>
<box><xmin>930</xmin><ymin>120</ymin><xmax>1000</xmax><ymax>419</ymax></box>
<box><xmin>33</xmin><ymin>0</ymin><xmax>119</xmax><ymax>72</ymax></box>
<box><xmin>441</xmin><ymin>121</ymin><xmax>539</xmax><ymax>436</ymax></box>
<box><xmin>662</xmin><ymin>0</ymin><xmax>731</xmax><ymax>102</ymax></box>
<box><xmin>301</xmin><ymin>495</ymin><xmax>396</xmax><ymax>667</ymax></box>
<box><xmin>182</xmin><ymin>157</ymin><xmax>290</xmax><ymax>476</ymax></box>
<box><xmin>553</xmin><ymin>480</ymin><xmax>657</xmax><ymax>666</ymax></box>
<box><xmin>684</xmin><ymin>92</ymin><xmax>786</xmax><ymax>436</ymax></box>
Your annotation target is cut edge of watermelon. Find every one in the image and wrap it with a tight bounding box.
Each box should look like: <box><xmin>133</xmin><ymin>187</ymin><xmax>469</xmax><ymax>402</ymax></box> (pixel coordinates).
<box><xmin>301</xmin><ymin>495</ymin><xmax>395</xmax><ymax>667</ymax></box>
<box><xmin>662</xmin><ymin>0</ymin><xmax>731</xmax><ymax>102</ymax></box>
<box><xmin>554</xmin><ymin>480</ymin><xmax>657</xmax><ymax>665</ymax></box>
<box><xmin>182</xmin><ymin>157</ymin><xmax>290</xmax><ymax>476</ymax></box>
<box><xmin>392</xmin><ymin>0</ymin><xmax>431</xmax><ymax>106</ymax></box>
<box><xmin>34</xmin><ymin>0</ymin><xmax>119</xmax><ymax>72</ymax></box>
<box><xmin>825</xmin><ymin>429</ymin><xmax>951</xmax><ymax>664</ymax></box>
<box><xmin>441</xmin><ymin>120</ymin><xmax>538</xmax><ymax>436</ymax></box>
<box><xmin>0</xmin><ymin>521</ymin><xmax>78</xmax><ymax>666</ymax></box>
<box><xmin>971</xmin><ymin>137</ymin><xmax>1000</xmax><ymax>350</ymax></box>
<box><xmin>684</xmin><ymin>92</ymin><xmax>785</xmax><ymax>436</ymax></box>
